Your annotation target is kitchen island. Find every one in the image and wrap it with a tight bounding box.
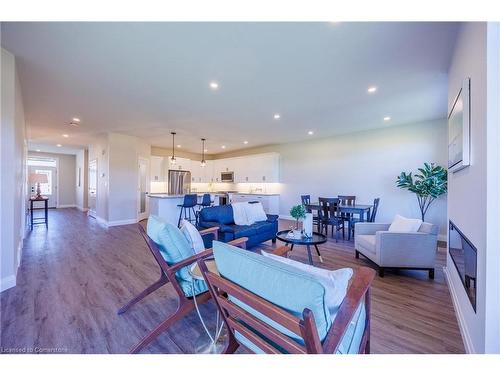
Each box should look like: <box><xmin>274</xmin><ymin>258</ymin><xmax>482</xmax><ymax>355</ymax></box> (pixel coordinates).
<box><xmin>148</xmin><ymin>193</ymin><xmax>221</xmax><ymax>227</ymax></box>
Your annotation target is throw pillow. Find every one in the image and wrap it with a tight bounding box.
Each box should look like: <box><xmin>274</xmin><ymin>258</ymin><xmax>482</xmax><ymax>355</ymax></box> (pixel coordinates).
<box><xmin>388</xmin><ymin>214</ymin><xmax>422</xmax><ymax>232</ymax></box>
<box><xmin>180</xmin><ymin>219</ymin><xmax>205</xmax><ymax>254</ymax></box>
<box><xmin>261</xmin><ymin>251</ymin><xmax>353</xmax><ymax>315</ymax></box>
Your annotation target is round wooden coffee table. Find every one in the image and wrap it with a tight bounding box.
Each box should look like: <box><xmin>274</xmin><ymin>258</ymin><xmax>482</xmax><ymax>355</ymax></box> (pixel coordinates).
<box><xmin>276</xmin><ymin>230</ymin><xmax>327</xmax><ymax>265</ymax></box>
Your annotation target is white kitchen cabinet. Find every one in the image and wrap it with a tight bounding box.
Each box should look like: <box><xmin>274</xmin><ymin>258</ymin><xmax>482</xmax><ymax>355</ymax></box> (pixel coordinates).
<box><xmin>231</xmin><ymin>194</ymin><xmax>279</xmax><ymax>215</ymax></box>
<box><xmin>189</xmin><ymin>159</ymin><xmax>213</xmax><ymax>183</ymax></box>
<box><xmin>150</xmin><ymin>156</ymin><xmax>166</xmax><ymax>182</ymax></box>
<box><xmin>254</xmin><ymin>153</ymin><xmax>280</xmax><ymax>183</ymax></box>
<box><xmin>168</xmin><ymin>157</ymin><xmax>190</xmax><ymax>172</ymax></box>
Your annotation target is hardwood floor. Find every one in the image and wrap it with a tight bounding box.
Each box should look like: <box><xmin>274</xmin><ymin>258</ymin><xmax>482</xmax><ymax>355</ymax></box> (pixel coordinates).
<box><xmin>0</xmin><ymin>208</ymin><xmax>464</xmax><ymax>354</ymax></box>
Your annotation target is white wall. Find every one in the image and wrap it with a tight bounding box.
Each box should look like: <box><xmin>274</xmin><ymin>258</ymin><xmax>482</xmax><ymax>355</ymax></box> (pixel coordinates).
<box><xmin>445</xmin><ymin>22</ymin><xmax>500</xmax><ymax>354</ymax></box>
<box><xmin>88</xmin><ymin>134</ymin><xmax>109</xmax><ymax>222</ymax></box>
<box><xmin>1</xmin><ymin>48</ymin><xmax>27</xmax><ymax>292</ymax></box>
<box><xmin>76</xmin><ymin>148</ymin><xmax>88</xmax><ymax>211</ymax></box>
<box><xmin>278</xmin><ymin>120</ymin><xmax>448</xmax><ymax>236</ymax></box>
<box><xmin>88</xmin><ymin>133</ymin><xmax>150</xmax><ymax>225</ymax></box>
<box><xmin>217</xmin><ymin>119</ymin><xmax>448</xmax><ymax>238</ymax></box>
<box><xmin>28</xmin><ymin>151</ymin><xmax>77</xmax><ymax>207</ymax></box>
<box><xmin>108</xmin><ymin>133</ymin><xmax>151</xmax><ymax>224</ymax></box>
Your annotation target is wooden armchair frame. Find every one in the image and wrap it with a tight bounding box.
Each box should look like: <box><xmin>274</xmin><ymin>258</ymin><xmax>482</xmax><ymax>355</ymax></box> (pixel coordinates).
<box><xmin>119</xmin><ymin>223</ymin><xmax>247</xmax><ymax>353</ymax></box>
<box><xmin>198</xmin><ymin>246</ymin><xmax>375</xmax><ymax>354</ymax></box>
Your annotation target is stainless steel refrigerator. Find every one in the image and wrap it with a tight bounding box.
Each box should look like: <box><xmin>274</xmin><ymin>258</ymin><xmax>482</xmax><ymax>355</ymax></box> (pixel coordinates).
<box><xmin>168</xmin><ymin>170</ymin><xmax>191</xmax><ymax>195</ymax></box>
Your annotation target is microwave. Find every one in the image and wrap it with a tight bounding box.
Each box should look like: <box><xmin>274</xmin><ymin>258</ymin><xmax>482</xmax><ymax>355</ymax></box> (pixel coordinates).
<box><xmin>221</xmin><ymin>171</ymin><xmax>234</xmax><ymax>182</ymax></box>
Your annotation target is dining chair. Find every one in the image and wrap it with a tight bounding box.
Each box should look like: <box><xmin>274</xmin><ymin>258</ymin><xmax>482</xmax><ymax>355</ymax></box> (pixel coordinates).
<box><xmin>349</xmin><ymin>198</ymin><xmax>380</xmax><ymax>239</ymax></box>
<box><xmin>318</xmin><ymin>197</ymin><xmax>344</xmax><ymax>241</ymax></box>
<box><xmin>338</xmin><ymin>195</ymin><xmax>356</xmax><ymax>241</ymax></box>
<box><xmin>118</xmin><ymin>217</ymin><xmax>247</xmax><ymax>353</ymax></box>
<box><xmin>301</xmin><ymin>195</ymin><xmax>311</xmax><ymax>206</ymax></box>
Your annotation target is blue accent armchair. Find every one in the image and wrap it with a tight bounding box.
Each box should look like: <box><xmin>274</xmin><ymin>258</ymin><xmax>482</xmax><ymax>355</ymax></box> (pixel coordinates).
<box><xmin>198</xmin><ymin>205</ymin><xmax>278</xmax><ymax>248</ymax></box>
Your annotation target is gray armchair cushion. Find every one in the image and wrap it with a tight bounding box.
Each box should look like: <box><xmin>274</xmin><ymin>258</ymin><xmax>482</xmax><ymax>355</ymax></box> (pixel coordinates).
<box><xmin>376</xmin><ymin>231</ymin><xmax>437</xmax><ymax>268</ymax></box>
<box><xmin>354</xmin><ymin>222</ymin><xmax>390</xmax><ymax>235</ymax></box>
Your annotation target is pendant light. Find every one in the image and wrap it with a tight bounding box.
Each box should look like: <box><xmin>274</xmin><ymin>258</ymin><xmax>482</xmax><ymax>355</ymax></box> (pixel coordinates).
<box><xmin>170</xmin><ymin>132</ymin><xmax>176</xmax><ymax>165</ymax></box>
<box><xmin>200</xmin><ymin>138</ymin><xmax>206</xmax><ymax>167</ymax></box>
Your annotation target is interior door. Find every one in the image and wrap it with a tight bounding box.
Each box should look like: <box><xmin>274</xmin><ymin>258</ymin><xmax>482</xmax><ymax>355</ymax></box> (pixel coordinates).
<box><xmin>28</xmin><ymin>165</ymin><xmax>58</xmax><ymax>208</ymax></box>
<box><xmin>138</xmin><ymin>157</ymin><xmax>150</xmax><ymax>221</ymax></box>
<box><xmin>88</xmin><ymin>159</ymin><xmax>97</xmax><ymax>218</ymax></box>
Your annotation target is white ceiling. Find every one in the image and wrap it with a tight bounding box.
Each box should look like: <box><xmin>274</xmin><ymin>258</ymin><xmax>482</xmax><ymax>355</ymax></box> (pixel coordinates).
<box><xmin>1</xmin><ymin>22</ymin><xmax>459</xmax><ymax>154</ymax></box>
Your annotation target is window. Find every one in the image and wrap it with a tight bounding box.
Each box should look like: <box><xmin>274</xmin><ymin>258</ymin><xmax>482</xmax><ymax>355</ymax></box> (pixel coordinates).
<box><xmin>35</xmin><ymin>169</ymin><xmax>52</xmax><ymax>195</ymax></box>
<box><xmin>27</xmin><ymin>157</ymin><xmax>57</xmax><ymax>168</ymax></box>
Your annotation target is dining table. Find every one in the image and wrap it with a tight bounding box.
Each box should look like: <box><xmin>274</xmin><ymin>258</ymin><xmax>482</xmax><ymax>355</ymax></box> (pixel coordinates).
<box><xmin>307</xmin><ymin>202</ymin><xmax>374</xmax><ymax>222</ymax></box>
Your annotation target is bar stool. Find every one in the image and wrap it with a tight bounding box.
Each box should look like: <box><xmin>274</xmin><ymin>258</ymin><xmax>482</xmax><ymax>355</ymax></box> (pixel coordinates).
<box><xmin>195</xmin><ymin>194</ymin><xmax>213</xmax><ymax>226</ymax></box>
<box><xmin>197</xmin><ymin>194</ymin><xmax>213</xmax><ymax>209</ymax></box>
<box><xmin>177</xmin><ymin>194</ymin><xmax>198</xmax><ymax>227</ymax></box>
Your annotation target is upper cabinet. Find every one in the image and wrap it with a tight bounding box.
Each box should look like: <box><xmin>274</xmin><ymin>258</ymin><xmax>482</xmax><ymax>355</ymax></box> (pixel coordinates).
<box><xmin>150</xmin><ymin>152</ymin><xmax>280</xmax><ymax>184</ymax></box>
<box><xmin>190</xmin><ymin>159</ymin><xmax>214</xmax><ymax>183</ymax></box>
<box><xmin>232</xmin><ymin>153</ymin><xmax>279</xmax><ymax>183</ymax></box>
<box><xmin>150</xmin><ymin>156</ymin><xmax>166</xmax><ymax>182</ymax></box>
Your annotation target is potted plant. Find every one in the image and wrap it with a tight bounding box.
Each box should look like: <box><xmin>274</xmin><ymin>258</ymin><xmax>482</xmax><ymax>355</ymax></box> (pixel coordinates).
<box><xmin>396</xmin><ymin>162</ymin><xmax>447</xmax><ymax>222</ymax></box>
<box><xmin>290</xmin><ymin>204</ymin><xmax>307</xmax><ymax>237</ymax></box>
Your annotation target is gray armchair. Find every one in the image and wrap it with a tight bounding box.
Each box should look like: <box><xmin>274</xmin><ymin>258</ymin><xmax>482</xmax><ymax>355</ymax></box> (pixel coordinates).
<box><xmin>354</xmin><ymin>222</ymin><xmax>438</xmax><ymax>278</ymax></box>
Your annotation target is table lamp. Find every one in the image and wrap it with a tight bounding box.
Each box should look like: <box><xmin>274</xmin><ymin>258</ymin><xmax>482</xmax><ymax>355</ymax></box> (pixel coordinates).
<box><xmin>29</xmin><ymin>173</ymin><xmax>48</xmax><ymax>198</ymax></box>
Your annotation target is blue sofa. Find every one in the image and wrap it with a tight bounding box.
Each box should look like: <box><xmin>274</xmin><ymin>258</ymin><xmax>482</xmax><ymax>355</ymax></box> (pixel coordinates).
<box><xmin>198</xmin><ymin>205</ymin><xmax>278</xmax><ymax>248</ymax></box>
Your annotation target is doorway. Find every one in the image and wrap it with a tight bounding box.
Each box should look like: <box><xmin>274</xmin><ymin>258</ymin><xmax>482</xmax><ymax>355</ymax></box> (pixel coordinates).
<box><xmin>137</xmin><ymin>157</ymin><xmax>150</xmax><ymax>221</ymax></box>
<box><xmin>27</xmin><ymin>157</ymin><xmax>58</xmax><ymax>208</ymax></box>
<box><xmin>88</xmin><ymin>159</ymin><xmax>97</xmax><ymax>218</ymax></box>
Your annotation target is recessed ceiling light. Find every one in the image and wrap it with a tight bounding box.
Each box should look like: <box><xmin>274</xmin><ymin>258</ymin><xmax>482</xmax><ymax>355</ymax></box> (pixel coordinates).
<box><xmin>177</xmin><ymin>144</ymin><xmax>181</xmax><ymax>148</ymax></box>
<box><xmin>367</xmin><ymin>86</ymin><xmax>377</xmax><ymax>94</ymax></box>
<box><xmin>221</xmin><ymin>145</ymin><xmax>226</xmax><ymax>149</ymax></box>
<box><xmin>244</xmin><ymin>141</ymin><xmax>248</xmax><ymax>144</ymax></box>
<box><xmin>56</xmin><ymin>144</ymin><xmax>62</xmax><ymax>147</ymax></box>
<box><xmin>62</xmin><ymin>134</ymin><xmax>69</xmax><ymax>138</ymax></box>
<box><xmin>36</xmin><ymin>149</ymin><xmax>41</xmax><ymax>152</ymax></box>
<box><xmin>308</xmin><ymin>131</ymin><xmax>314</xmax><ymax>135</ymax></box>
<box><xmin>72</xmin><ymin>117</ymin><xmax>80</xmax><ymax>122</ymax></box>
<box><xmin>209</xmin><ymin>82</ymin><xmax>219</xmax><ymax>90</ymax></box>
<box><xmin>383</xmin><ymin>116</ymin><xmax>391</xmax><ymax>121</ymax></box>
<box><xmin>273</xmin><ymin>114</ymin><xmax>281</xmax><ymax>120</ymax></box>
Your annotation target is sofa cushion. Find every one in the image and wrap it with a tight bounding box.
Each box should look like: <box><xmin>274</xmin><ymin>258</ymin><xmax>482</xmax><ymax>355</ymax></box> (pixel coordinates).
<box><xmin>261</xmin><ymin>251</ymin><xmax>352</xmax><ymax>316</ymax></box>
<box><xmin>232</xmin><ymin>225</ymin><xmax>257</xmax><ymax>238</ymax></box>
<box><xmin>356</xmin><ymin>234</ymin><xmax>376</xmax><ymax>253</ymax></box>
<box><xmin>251</xmin><ymin>220</ymin><xmax>275</xmax><ymax>233</ymax></box>
<box><xmin>213</xmin><ymin>241</ymin><xmax>332</xmax><ymax>343</ymax></box>
<box><xmin>146</xmin><ymin>215</ymin><xmax>167</xmax><ymax>244</ymax></box>
<box><xmin>200</xmin><ymin>205</ymin><xmax>234</xmax><ymax>225</ymax></box>
<box><xmin>156</xmin><ymin>222</ymin><xmax>207</xmax><ymax>297</ymax></box>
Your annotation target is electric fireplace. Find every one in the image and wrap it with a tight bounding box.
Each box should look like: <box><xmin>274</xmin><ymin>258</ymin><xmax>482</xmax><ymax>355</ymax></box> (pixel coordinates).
<box><xmin>449</xmin><ymin>221</ymin><xmax>477</xmax><ymax>311</ymax></box>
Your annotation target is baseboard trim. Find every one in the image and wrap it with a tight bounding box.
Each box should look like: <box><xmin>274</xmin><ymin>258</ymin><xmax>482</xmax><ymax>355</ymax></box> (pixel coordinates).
<box><xmin>16</xmin><ymin>239</ymin><xmax>23</xmax><ymax>269</ymax></box>
<box><xmin>107</xmin><ymin>219</ymin><xmax>138</xmax><ymax>227</ymax></box>
<box><xmin>77</xmin><ymin>206</ymin><xmax>89</xmax><ymax>212</ymax></box>
<box><xmin>0</xmin><ymin>274</ymin><xmax>16</xmax><ymax>293</ymax></box>
<box><xmin>443</xmin><ymin>266</ymin><xmax>475</xmax><ymax>353</ymax></box>
<box><xmin>94</xmin><ymin>216</ymin><xmax>109</xmax><ymax>227</ymax></box>
<box><xmin>57</xmin><ymin>204</ymin><xmax>77</xmax><ymax>208</ymax></box>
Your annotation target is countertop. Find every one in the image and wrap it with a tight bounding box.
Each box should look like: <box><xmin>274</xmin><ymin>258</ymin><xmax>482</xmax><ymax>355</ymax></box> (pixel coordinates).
<box><xmin>148</xmin><ymin>192</ymin><xmax>279</xmax><ymax>199</ymax></box>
